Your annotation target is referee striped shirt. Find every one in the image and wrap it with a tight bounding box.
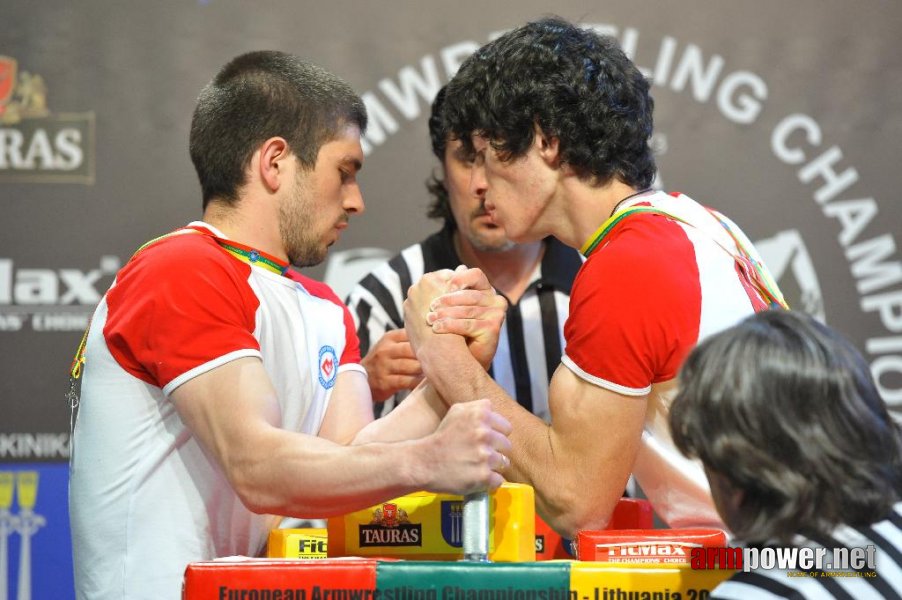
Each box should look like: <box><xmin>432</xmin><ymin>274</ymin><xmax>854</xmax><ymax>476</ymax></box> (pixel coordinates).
<box><xmin>712</xmin><ymin>501</ymin><xmax>902</xmax><ymax>599</ymax></box>
<box><xmin>345</xmin><ymin>225</ymin><xmax>583</xmax><ymax>420</ymax></box>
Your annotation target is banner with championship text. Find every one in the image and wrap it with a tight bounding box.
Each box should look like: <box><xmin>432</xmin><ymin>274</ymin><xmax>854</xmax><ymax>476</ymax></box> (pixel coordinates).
<box><xmin>2</xmin><ymin>2</ymin><xmax>900</xmax><ymax>598</ymax></box>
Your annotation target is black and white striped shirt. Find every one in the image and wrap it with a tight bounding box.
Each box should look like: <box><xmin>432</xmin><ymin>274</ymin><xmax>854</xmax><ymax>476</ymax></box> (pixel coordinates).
<box><xmin>345</xmin><ymin>226</ymin><xmax>583</xmax><ymax>420</ymax></box>
<box><xmin>713</xmin><ymin>502</ymin><xmax>902</xmax><ymax>599</ymax></box>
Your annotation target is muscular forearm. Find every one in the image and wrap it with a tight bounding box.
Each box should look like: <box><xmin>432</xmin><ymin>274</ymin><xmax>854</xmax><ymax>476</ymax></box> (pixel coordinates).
<box><xmin>229</xmin><ymin>428</ymin><xmax>439</xmax><ymax>518</ymax></box>
<box><xmin>352</xmin><ymin>380</ymin><xmax>446</xmax><ymax>444</ymax></box>
<box><xmin>174</xmin><ymin>357</ymin><xmax>511</xmax><ymax>523</ymax></box>
<box><xmin>417</xmin><ymin>336</ymin><xmax>640</xmax><ymax>538</ymax></box>
<box><xmin>417</xmin><ymin>337</ymin><xmax>556</xmax><ymax>505</ymax></box>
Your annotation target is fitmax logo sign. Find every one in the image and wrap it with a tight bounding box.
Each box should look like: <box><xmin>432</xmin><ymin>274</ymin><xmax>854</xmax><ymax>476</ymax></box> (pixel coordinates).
<box><xmin>0</xmin><ymin>256</ymin><xmax>120</xmax><ymax>332</ymax></box>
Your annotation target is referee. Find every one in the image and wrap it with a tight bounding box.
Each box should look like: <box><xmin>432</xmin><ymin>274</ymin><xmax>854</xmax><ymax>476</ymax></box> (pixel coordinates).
<box><xmin>345</xmin><ymin>86</ymin><xmax>582</xmax><ymax>420</ymax></box>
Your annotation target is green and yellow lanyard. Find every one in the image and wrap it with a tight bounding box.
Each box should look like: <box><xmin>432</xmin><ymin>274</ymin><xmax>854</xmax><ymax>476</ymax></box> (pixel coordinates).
<box><xmin>67</xmin><ymin>226</ymin><xmax>289</xmax><ymax>428</ymax></box>
<box><xmin>580</xmin><ymin>204</ymin><xmax>789</xmax><ymax>311</ymax></box>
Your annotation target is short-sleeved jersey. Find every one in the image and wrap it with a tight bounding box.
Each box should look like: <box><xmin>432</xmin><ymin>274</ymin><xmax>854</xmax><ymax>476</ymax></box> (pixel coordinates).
<box><xmin>563</xmin><ymin>191</ymin><xmax>763</xmax><ymax>395</ymax></box>
<box><xmin>562</xmin><ymin>191</ymin><xmax>772</xmax><ymax>528</ymax></box>
<box><xmin>69</xmin><ymin>222</ymin><xmax>363</xmax><ymax>600</ymax></box>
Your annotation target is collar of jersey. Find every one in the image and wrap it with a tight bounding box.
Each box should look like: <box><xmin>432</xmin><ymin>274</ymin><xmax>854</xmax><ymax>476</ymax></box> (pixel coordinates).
<box><xmin>180</xmin><ymin>223</ymin><xmax>290</xmax><ymax>276</ymax></box>
<box><xmin>580</xmin><ymin>205</ymin><xmax>663</xmax><ymax>257</ymax></box>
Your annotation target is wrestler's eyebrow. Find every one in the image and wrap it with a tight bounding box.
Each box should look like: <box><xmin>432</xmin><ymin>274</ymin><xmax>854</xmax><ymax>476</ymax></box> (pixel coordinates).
<box><xmin>340</xmin><ymin>156</ymin><xmax>363</xmax><ymax>172</ymax></box>
<box><xmin>452</xmin><ymin>146</ymin><xmax>471</xmax><ymax>162</ymax></box>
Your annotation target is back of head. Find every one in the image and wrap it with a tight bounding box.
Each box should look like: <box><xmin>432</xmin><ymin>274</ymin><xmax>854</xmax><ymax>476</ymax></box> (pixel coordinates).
<box><xmin>443</xmin><ymin>16</ymin><xmax>656</xmax><ymax>189</ymax></box>
<box><xmin>189</xmin><ymin>50</ymin><xmax>367</xmax><ymax>208</ymax></box>
<box><xmin>670</xmin><ymin>310</ymin><xmax>902</xmax><ymax>543</ymax></box>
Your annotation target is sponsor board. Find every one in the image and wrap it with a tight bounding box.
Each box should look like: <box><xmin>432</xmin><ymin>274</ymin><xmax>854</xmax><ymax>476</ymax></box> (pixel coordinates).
<box><xmin>0</xmin><ymin>255</ymin><xmax>120</xmax><ymax>333</ymax></box>
<box><xmin>0</xmin><ymin>56</ymin><xmax>95</xmax><ymax>184</ymax></box>
<box><xmin>0</xmin><ymin>464</ymin><xmax>74</xmax><ymax>600</ymax></box>
<box><xmin>328</xmin><ymin>485</ymin><xmax>534</xmax><ymax>560</ymax></box>
<box><xmin>0</xmin><ymin>433</ymin><xmax>69</xmax><ymax>462</ymax></box>
<box><xmin>359</xmin><ymin>503</ymin><xmax>422</xmax><ymax>548</ymax></box>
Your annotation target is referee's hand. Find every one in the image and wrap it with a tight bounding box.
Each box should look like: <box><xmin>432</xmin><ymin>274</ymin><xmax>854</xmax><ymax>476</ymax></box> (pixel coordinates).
<box><xmin>361</xmin><ymin>329</ymin><xmax>423</xmax><ymax>402</ymax></box>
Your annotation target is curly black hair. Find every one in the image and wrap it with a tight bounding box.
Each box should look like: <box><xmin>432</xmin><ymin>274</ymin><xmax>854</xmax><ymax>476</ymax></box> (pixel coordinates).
<box><xmin>670</xmin><ymin>310</ymin><xmax>902</xmax><ymax>544</ymax></box>
<box><xmin>424</xmin><ymin>85</ymin><xmax>453</xmax><ymax>226</ymax></box>
<box><xmin>443</xmin><ymin>17</ymin><xmax>656</xmax><ymax>189</ymax></box>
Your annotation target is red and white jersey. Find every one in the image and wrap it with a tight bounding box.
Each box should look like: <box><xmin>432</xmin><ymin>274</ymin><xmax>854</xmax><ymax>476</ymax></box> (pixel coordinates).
<box><xmin>563</xmin><ymin>190</ymin><xmax>765</xmax><ymax>395</ymax></box>
<box><xmin>69</xmin><ymin>222</ymin><xmax>363</xmax><ymax>600</ymax></box>
<box><xmin>562</xmin><ymin>191</ymin><xmax>773</xmax><ymax>529</ymax></box>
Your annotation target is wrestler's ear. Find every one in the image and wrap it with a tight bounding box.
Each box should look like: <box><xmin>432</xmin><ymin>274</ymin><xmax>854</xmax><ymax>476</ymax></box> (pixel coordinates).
<box><xmin>257</xmin><ymin>136</ymin><xmax>291</xmax><ymax>193</ymax></box>
<box><xmin>533</xmin><ymin>123</ymin><xmax>562</xmax><ymax>168</ymax></box>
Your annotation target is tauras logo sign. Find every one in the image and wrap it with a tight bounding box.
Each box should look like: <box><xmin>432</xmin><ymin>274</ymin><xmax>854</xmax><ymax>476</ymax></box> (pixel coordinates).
<box><xmin>358</xmin><ymin>503</ymin><xmax>423</xmax><ymax>547</ymax></box>
<box><xmin>0</xmin><ymin>55</ymin><xmax>94</xmax><ymax>184</ymax></box>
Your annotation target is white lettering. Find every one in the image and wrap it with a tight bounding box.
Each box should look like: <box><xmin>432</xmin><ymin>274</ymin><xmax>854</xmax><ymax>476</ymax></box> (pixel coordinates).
<box><xmin>849</xmin><ymin>547</ymin><xmax>867</xmax><ymax>570</ymax></box>
<box><xmin>32</xmin><ymin>312</ymin><xmax>90</xmax><ymax>331</ymax></box>
<box><xmin>797</xmin><ymin>547</ymin><xmax>814</xmax><ymax>570</ymax></box>
<box><xmin>378</xmin><ymin>56</ymin><xmax>442</xmax><ymax>120</ymax></box>
<box><xmin>745</xmin><ymin>548</ymin><xmax>759</xmax><ymax>570</ymax></box>
<box><xmin>22</xmin><ymin>129</ymin><xmax>55</xmax><ymax>168</ymax></box>
<box><xmin>799</xmin><ymin>146</ymin><xmax>859</xmax><ymax>205</ymax></box>
<box><xmin>441</xmin><ymin>41</ymin><xmax>479</xmax><ymax>79</ymax></box>
<box><xmin>669</xmin><ymin>44</ymin><xmax>724</xmax><ymax>103</ymax></box>
<box><xmin>824</xmin><ymin>198</ymin><xmax>878</xmax><ymax>247</ymax></box>
<box><xmin>55</xmin><ymin>128</ymin><xmax>84</xmax><ymax>170</ymax></box>
<box><xmin>361</xmin><ymin>527</ymin><xmax>421</xmax><ymax>544</ymax></box>
<box><xmin>861</xmin><ymin>290</ymin><xmax>902</xmax><ymax>332</ymax></box>
<box><xmin>59</xmin><ymin>268</ymin><xmax>103</xmax><ymax>304</ymax></box>
<box><xmin>15</xmin><ymin>269</ymin><xmax>57</xmax><ymax>304</ymax></box>
<box><xmin>872</xmin><ymin>355</ymin><xmax>902</xmax><ymax>404</ymax></box>
<box><xmin>360</xmin><ymin>93</ymin><xmax>399</xmax><ymax>154</ymax></box>
<box><xmin>846</xmin><ymin>235</ymin><xmax>902</xmax><ymax>294</ymax></box>
<box><xmin>620</xmin><ymin>27</ymin><xmax>640</xmax><ymax>66</ymax></box>
<box><xmin>0</xmin><ymin>259</ymin><xmax>10</xmax><ymax>303</ymax></box>
<box><xmin>0</xmin><ymin>127</ymin><xmax>86</xmax><ymax>172</ymax></box>
<box><xmin>0</xmin><ymin>129</ymin><xmax>26</xmax><ymax>168</ymax></box>
<box><xmin>0</xmin><ymin>314</ymin><xmax>23</xmax><ymax>331</ymax></box>
<box><xmin>586</xmin><ymin>24</ymin><xmax>619</xmax><ymax>38</ymax></box>
<box><xmin>717</xmin><ymin>70</ymin><xmax>767</xmax><ymax>124</ymax></box>
<box><xmin>774</xmin><ymin>547</ymin><xmax>798</xmax><ymax>570</ymax></box>
<box><xmin>0</xmin><ymin>257</ymin><xmax>118</xmax><ymax>313</ymax></box>
<box><xmin>867</xmin><ymin>336</ymin><xmax>902</xmax><ymax>354</ymax></box>
<box><xmin>652</xmin><ymin>36</ymin><xmax>678</xmax><ymax>87</ymax></box>
<box><xmin>0</xmin><ymin>433</ymin><xmax>70</xmax><ymax>459</ymax></box>
<box><xmin>771</xmin><ymin>113</ymin><xmax>821</xmax><ymax>165</ymax></box>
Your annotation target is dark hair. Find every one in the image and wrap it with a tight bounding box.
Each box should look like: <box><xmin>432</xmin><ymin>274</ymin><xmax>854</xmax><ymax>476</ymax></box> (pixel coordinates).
<box><xmin>670</xmin><ymin>310</ymin><xmax>902</xmax><ymax>544</ymax></box>
<box><xmin>425</xmin><ymin>85</ymin><xmax>453</xmax><ymax>227</ymax></box>
<box><xmin>189</xmin><ymin>50</ymin><xmax>367</xmax><ymax>208</ymax></box>
<box><xmin>443</xmin><ymin>16</ymin><xmax>656</xmax><ymax>189</ymax></box>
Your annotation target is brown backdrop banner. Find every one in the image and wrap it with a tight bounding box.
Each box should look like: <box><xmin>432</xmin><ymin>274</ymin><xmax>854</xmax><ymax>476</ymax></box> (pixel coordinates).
<box><xmin>0</xmin><ymin>0</ymin><xmax>902</xmax><ymax>446</ymax></box>
<box><xmin>0</xmin><ymin>2</ymin><xmax>900</xmax><ymax>596</ymax></box>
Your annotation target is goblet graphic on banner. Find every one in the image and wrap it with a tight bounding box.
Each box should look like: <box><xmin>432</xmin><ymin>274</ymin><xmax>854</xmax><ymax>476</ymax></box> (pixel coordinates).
<box><xmin>11</xmin><ymin>472</ymin><xmax>44</xmax><ymax>600</ymax></box>
<box><xmin>0</xmin><ymin>472</ymin><xmax>15</xmax><ymax>600</ymax></box>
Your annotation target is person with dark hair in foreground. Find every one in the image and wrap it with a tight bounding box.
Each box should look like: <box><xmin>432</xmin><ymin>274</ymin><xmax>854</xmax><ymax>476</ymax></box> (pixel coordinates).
<box><xmin>346</xmin><ymin>85</ymin><xmax>582</xmax><ymax>420</ymax></box>
<box><xmin>402</xmin><ymin>16</ymin><xmax>787</xmax><ymax>537</ymax></box>
<box><xmin>670</xmin><ymin>310</ymin><xmax>902</xmax><ymax>598</ymax></box>
<box><xmin>68</xmin><ymin>51</ymin><xmax>511</xmax><ymax>599</ymax></box>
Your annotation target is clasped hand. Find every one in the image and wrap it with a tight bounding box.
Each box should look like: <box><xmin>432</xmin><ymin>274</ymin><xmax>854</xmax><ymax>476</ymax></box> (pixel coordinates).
<box><xmin>403</xmin><ymin>266</ymin><xmax>507</xmax><ymax>370</ymax></box>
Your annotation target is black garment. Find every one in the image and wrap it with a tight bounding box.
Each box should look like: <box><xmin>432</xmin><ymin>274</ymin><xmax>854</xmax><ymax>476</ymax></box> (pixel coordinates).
<box><xmin>345</xmin><ymin>226</ymin><xmax>582</xmax><ymax>419</ymax></box>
